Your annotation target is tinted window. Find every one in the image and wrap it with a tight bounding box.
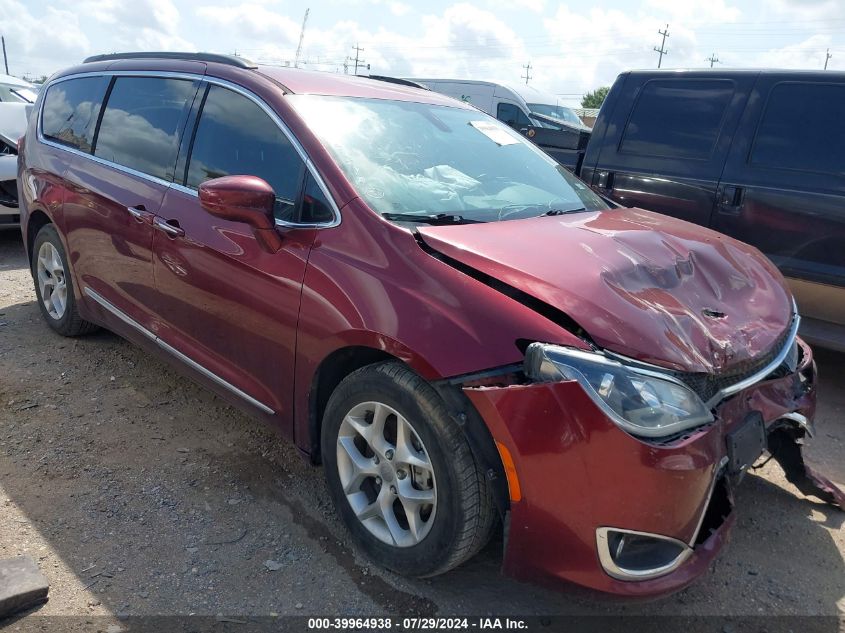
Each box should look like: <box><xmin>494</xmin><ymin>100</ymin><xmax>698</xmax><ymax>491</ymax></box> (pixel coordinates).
<box><xmin>751</xmin><ymin>82</ymin><xmax>845</xmax><ymax>174</ymax></box>
<box><xmin>186</xmin><ymin>85</ymin><xmax>305</xmax><ymax>222</ymax></box>
<box><xmin>301</xmin><ymin>174</ymin><xmax>334</xmax><ymax>223</ymax></box>
<box><xmin>41</xmin><ymin>77</ymin><xmax>108</xmax><ymax>152</ymax></box>
<box><xmin>620</xmin><ymin>79</ymin><xmax>734</xmax><ymax>159</ymax></box>
<box><xmin>95</xmin><ymin>77</ymin><xmax>196</xmax><ymax>181</ymax></box>
<box><xmin>497</xmin><ymin>103</ymin><xmax>531</xmax><ymax>127</ymax></box>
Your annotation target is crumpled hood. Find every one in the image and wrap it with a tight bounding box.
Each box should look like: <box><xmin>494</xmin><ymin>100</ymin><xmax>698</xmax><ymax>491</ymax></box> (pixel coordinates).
<box><xmin>418</xmin><ymin>207</ymin><xmax>793</xmax><ymax>373</ymax></box>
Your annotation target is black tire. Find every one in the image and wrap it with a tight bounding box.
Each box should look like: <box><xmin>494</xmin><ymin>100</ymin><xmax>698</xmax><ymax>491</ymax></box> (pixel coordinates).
<box><xmin>31</xmin><ymin>224</ymin><xmax>98</xmax><ymax>337</ymax></box>
<box><xmin>321</xmin><ymin>361</ymin><xmax>496</xmax><ymax>577</ymax></box>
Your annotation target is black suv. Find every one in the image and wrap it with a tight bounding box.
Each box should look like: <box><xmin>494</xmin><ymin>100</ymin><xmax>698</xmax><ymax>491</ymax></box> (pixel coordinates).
<box><xmin>580</xmin><ymin>69</ymin><xmax>845</xmax><ymax>351</ymax></box>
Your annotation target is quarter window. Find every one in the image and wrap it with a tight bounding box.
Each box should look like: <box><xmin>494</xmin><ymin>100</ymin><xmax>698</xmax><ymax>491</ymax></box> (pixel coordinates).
<box><xmin>186</xmin><ymin>85</ymin><xmax>305</xmax><ymax>222</ymax></box>
<box><xmin>41</xmin><ymin>77</ymin><xmax>109</xmax><ymax>152</ymax></box>
<box><xmin>301</xmin><ymin>174</ymin><xmax>335</xmax><ymax>224</ymax></box>
<box><xmin>751</xmin><ymin>82</ymin><xmax>845</xmax><ymax>174</ymax></box>
<box><xmin>620</xmin><ymin>79</ymin><xmax>734</xmax><ymax>160</ymax></box>
<box><xmin>94</xmin><ymin>77</ymin><xmax>197</xmax><ymax>181</ymax></box>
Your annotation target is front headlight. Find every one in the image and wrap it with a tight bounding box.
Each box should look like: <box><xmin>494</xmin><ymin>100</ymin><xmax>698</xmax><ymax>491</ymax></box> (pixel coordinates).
<box><xmin>524</xmin><ymin>343</ymin><xmax>714</xmax><ymax>438</ymax></box>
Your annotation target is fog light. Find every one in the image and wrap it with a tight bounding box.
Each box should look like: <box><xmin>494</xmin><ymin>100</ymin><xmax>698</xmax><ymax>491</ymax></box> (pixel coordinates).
<box><xmin>596</xmin><ymin>527</ymin><xmax>692</xmax><ymax>581</ymax></box>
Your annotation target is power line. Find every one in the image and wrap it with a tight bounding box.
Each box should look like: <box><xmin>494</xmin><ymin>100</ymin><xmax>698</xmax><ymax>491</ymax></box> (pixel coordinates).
<box><xmin>654</xmin><ymin>24</ymin><xmax>670</xmax><ymax>68</ymax></box>
<box><xmin>347</xmin><ymin>43</ymin><xmax>367</xmax><ymax>75</ymax></box>
<box><xmin>521</xmin><ymin>61</ymin><xmax>532</xmax><ymax>84</ymax></box>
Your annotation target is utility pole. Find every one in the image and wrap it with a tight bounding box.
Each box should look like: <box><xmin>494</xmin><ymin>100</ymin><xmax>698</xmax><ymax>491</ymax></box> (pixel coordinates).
<box><xmin>825</xmin><ymin>48</ymin><xmax>833</xmax><ymax>70</ymax></box>
<box><xmin>654</xmin><ymin>24</ymin><xmax>669</xmax><ymax>69</ymax></box>
<box><xmin>294</xmin><ymin>8</ymin><xmax>309</xmax><ymax>68</ymax></box>
<box><xmin>1</xmin><ymin>36</ymin><xmax>8</xmax><ymax>75</ymax></box>
<box><xmin>706</xmin><ymin>53</ymin><xmax>720</xmax><ymax>68</ymax></box>
<box><xmin>351</xmin><ymin>43</ymin><xmax>365</xmax><ymax>75</ymax></box>
<box><xmin>521</xmin><ymin>62</ymin><xmax>532</xmax><ymax>85</ymax></box>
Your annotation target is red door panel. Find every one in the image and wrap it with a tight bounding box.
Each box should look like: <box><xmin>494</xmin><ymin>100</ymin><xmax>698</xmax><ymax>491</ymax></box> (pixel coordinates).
<box><xmin>151</xmin><ymin>186</ymin><xmax>316</xmax><ymax>429</ymax></box>
<box><xmin>63</xmin><ymin>156</ymin><xmax>165</xmax><ymax>330</ymax></box>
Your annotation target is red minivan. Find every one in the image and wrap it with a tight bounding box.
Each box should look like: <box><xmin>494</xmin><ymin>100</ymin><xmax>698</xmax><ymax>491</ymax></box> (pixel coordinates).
<box><xmin>17</xmin><ymin>53</ymin><xmax>842</xmax><ymax>598</ymax></box>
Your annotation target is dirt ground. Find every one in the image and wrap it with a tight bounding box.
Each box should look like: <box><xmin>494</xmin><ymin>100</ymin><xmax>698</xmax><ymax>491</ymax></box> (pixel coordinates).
<box><xmin>0</xmin><ymin>225</ymin><xmax>843</xmax><ymax>628</ymax></box>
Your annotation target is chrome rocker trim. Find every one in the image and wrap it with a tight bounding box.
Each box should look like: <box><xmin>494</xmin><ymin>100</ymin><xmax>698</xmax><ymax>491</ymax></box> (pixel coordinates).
<box><xmin>84</xmin><ymin>287</ymin><xmax>275</xmax><ymax>415</ymax></box>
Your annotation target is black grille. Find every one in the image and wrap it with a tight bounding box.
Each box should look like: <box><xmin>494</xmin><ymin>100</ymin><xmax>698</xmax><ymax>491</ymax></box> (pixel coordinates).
<box><xmin>671</xmin><ymin>325</ymin><xmax>793</xmax><ymax>404</ymax></box>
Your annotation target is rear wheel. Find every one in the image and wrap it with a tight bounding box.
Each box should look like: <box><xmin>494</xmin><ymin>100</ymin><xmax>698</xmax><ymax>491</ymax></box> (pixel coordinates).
<box><xmin>31</xmin><ymin>224</ymin><xmax>98</xmax><ymax>337</ymax></box>
<box><xmin>321</xmin><ymin>362</ymin><xmax>496</xmax><ymax>577</ymax></box>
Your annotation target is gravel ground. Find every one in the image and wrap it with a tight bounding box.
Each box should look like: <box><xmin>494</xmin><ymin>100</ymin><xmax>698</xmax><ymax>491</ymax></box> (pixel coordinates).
<box><xmin>0</xmin><ymin>226</ymin><xmax>843</xmax><ymax>627</ymax></box>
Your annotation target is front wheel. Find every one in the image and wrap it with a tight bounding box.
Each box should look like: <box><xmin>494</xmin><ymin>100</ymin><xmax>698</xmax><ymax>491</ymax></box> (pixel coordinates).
<box><xmin>321</xmin><ymin>362</ymin><xmax>496</xmax><ymax>577</ymax></box>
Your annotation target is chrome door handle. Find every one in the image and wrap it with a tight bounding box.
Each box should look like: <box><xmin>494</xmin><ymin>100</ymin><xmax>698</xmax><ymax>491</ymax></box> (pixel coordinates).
<box><xmin>127</xmin><ymin>205</ymin><xmax>153</xmax><ymax>224</ymax></box>
<box><xmin>153</xmin><ymin>217</ymin><xmax>185</xmax><ymax>238</ymax></box>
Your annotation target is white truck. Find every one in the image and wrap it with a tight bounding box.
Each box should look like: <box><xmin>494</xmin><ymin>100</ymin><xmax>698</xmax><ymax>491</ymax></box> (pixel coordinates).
<box><xmin>408</xmin><ymin>79</ymin><xmax>588</xmax><ymax>131</ymax></box>
<box><xmin>406</xmin><ymin>78</ymin><xmax>591</xmax><ymax>170</ymax></box>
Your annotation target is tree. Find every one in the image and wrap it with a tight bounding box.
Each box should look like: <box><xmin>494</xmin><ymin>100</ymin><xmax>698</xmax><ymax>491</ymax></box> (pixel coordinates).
<box><xmin>581</xmin><ymin>86</ymin><xmax>610</xmax><ymax>109</ymax></box>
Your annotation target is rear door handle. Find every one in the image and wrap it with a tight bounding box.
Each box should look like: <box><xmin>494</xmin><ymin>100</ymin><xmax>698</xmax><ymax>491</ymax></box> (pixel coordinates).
<box><xmin>127</xmin><ymin>205</ymin><xmax>154</xmax><ymax>224</ymax></box>
<box><xmin>153</xmin><ymin>217</ymin><xmax>185</xmax><ymax>238</ymax></box>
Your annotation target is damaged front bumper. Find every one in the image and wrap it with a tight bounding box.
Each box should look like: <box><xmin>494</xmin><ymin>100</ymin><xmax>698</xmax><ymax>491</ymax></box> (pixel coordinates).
<box><xmin>464</xmin><ymin>337</ymin><xmax>841</xmax><ymax>598</ymax></box>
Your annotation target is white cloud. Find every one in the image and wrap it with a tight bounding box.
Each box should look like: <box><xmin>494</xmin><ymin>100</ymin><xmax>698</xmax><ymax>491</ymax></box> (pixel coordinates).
<box><xmin>750</xmin><ymin>33</ymin><xmax>833</xmax><ymax>68</ymax></box>
<box><xmin>2</xmin><ymin>0</ymin><xmax>843</xmax><ymax>101</ymax></box>
<box><xmin>486</xmin><ymin>0</ymin><xmax>546</xmax><ymax>13</ymax></box>
<box><xmin>389</xmin><ymin>2</ymin><xmax>411</xmax><ymax>16</ymax></box>
<box><xmin>0</xmin><ymin>0</ymin><xmax>90</xmax><ymax>76</ymax></box>
<box><xmin>197</xmin><ymin>3</ymin><xmax>301</xmax><ymax>46</ymax></box>
<box><xmin>80</xmin><ymin>0</ymin><xmax>182</xmax><ymax>34</ymax></box>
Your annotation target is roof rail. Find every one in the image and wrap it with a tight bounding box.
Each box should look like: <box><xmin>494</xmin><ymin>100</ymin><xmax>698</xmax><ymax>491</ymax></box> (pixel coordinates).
<box><xmin>83</xmin><ymin>52</ymin><xmax>257</xmax><ymax>69</ymax></box>
<box><xmin>365</xmin><ymin>75</ymin><xmax>429</xmax><ymax>90</ymax></box>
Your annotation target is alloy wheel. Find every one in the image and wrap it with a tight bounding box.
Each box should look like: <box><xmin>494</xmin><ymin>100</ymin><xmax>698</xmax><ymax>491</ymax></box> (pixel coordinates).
<box><xmin>36</xmin><ymin>242</ymin><xmax>67</xmax><ymax>320</ymax></box>
<box><xmin>336</xmin><ymin>401</ymin><xmax>437</xmax><ymax>547</ymax></box>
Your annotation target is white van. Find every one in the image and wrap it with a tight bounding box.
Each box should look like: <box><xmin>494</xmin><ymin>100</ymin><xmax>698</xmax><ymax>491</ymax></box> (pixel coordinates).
<box><xmin>407</xmin><ymin>79</ymin><xmax>590</xmax><ymax>132</ymax></box>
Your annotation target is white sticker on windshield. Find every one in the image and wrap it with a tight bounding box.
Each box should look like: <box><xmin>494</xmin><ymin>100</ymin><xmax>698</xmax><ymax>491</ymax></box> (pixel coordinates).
<box><xmin>468</xmin><ymin>120</ymin><xmax>520</xmax><ymax>146</ymax></box>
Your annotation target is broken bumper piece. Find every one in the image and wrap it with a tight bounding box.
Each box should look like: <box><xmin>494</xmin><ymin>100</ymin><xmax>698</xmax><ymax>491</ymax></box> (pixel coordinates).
<box><xmin>464</xmin><ymin>337</ymin><xmax>841</xmax><ymax>598</ymax></box>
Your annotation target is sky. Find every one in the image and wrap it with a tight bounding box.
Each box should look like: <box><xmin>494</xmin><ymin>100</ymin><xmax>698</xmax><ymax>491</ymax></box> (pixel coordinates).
<box><xmin>2</xmin><ymin>0</ymin><xmax>845</xmax><ymax>105</ymax></box>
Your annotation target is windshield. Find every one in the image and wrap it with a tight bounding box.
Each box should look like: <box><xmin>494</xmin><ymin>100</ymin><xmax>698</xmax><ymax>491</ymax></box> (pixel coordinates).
<box><xmin>527</xmin><ymin>103</ymin><xmax>585</xmax><ymax>127</ymax></box>
<box><xmin>289</xmin><ymin>95</ymin><xmax>606</xmax><ymax>223</ymax></box>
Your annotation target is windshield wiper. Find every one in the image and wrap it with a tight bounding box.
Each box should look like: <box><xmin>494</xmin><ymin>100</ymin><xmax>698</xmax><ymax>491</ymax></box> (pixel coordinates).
<box><xmin>382</xmin><ymin>212</ymin><xmax>482</xmax><ymax>225</ymax></box>
<box><xmin>540</xmin><ymin>207</ymin><xmax>586</xmax><ymax>216</ymax></box>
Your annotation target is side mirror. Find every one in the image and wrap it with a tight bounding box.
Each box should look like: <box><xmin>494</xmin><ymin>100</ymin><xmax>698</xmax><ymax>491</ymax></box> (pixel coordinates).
<box><xmin>198</xmin><ymin>175</ymin><xmax>282</xmax><ymax>252</ymax></box>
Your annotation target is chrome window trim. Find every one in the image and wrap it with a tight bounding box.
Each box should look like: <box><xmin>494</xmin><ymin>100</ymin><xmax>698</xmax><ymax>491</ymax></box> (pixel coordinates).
<box><xmin>84</xmin><ymin>286</ymin><xmax>275</xmax><ymax>415</ymax></box>
<box><xmin>595</xmin><ymin>527</ymin><xmax>693</xmax><ymax>582</ymax></box>
<box><xmin>38</xmin><ymin>136</ymin><xmax>174</xmax><ymax>188</ymax></box>
<box><xmin>37</xmin><ymin>70</ymin><xmax>341</xmax><ymax>229</ymax></box>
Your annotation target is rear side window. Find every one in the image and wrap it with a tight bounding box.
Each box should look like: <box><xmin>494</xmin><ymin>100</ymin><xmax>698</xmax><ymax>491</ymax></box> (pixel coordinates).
<box><xmin>620</xmin><ymin>79</ymin><xmax>734</xmax><ymax>160</ymax></box>
<box><xmin>95</xmin><ymin>77</ymin><xmax>197</xmax><ymax>181</ymax></box>
<box><xmin>751</xmin><ymin>82</ymin><xmax>845</xmax><ymax>175</ymax></box>
<box><xmin>186</xmin><ymin>85</ymin><xmax>305</xmax><ymax>222</ymax></box>
<box><xmin>41</xmin><ymin>77</ymin><xmax>108</xmax><ymax>152</ymax></box>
